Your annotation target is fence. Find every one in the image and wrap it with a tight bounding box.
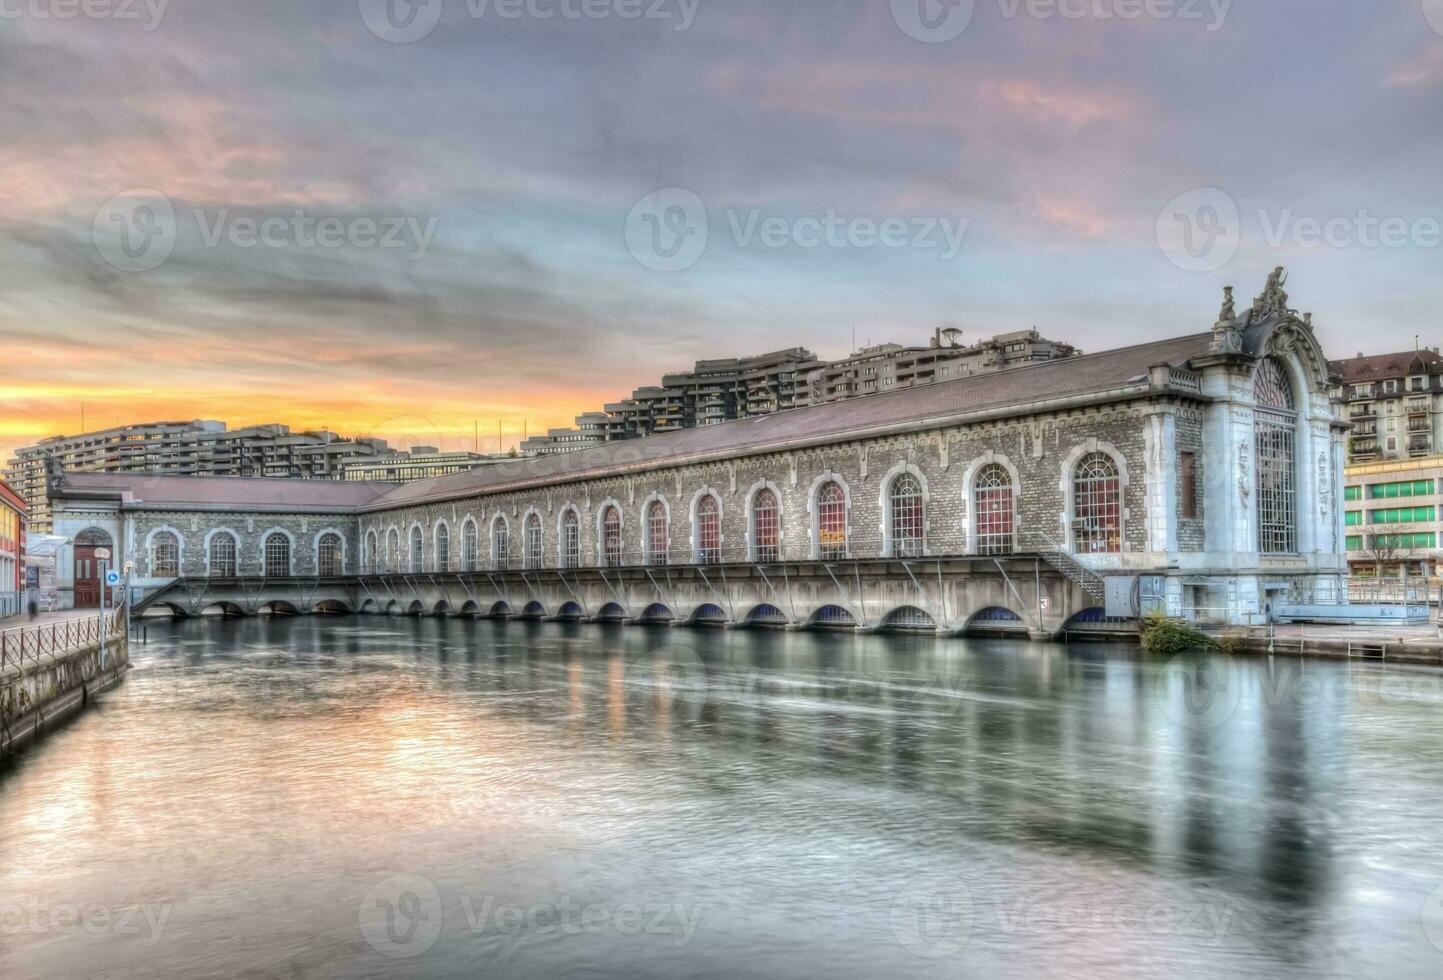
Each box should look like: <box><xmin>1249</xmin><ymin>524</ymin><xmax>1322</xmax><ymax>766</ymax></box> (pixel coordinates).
<box><xmin>0</xmin><ymin>610</ymin><xmax>128</xmax><ymax>672</ymax></box>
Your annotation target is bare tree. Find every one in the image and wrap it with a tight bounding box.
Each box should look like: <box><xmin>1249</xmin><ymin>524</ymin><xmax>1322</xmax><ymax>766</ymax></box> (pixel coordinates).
<box><xmin>1364</xmin><ymin>533</ymin><xmax>1401</xmax><ymax>578</ymax></box>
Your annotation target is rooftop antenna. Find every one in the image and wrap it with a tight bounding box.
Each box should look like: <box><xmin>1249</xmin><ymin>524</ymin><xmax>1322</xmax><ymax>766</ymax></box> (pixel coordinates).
<box><xmin>474</xmin><ymin>420</ymin><xmax>479</xmax><ymax>453</ymax></box>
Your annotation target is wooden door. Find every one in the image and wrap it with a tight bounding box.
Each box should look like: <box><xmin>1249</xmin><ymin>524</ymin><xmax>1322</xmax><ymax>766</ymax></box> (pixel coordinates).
<box><xmin>74</xmin><ymin>547</ymin><xmax>101</xmax><ymax>608</ymax></box>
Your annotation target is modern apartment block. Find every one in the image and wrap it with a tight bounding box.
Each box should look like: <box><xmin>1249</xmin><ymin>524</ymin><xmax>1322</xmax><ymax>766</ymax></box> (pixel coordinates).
<box><xmin>520</xmin><ymin>330</ymin><xmax>1079</xmax><ymax>455</ymax></box>
<box><xmin>797</xmin><ymin>328</ymin><xmax>1080</xmax><ymax>407</ymax></box>
<box><xmin>342</xmin><ymin>447</ymin><xmax>504</xmax><ymax>482</ymax></box>
<box><xmin>4</xmin><ymin>420</ymin><xmax>391</xmax><ymax>532</ymax></box>
<box><xmin>1343</xmin><ymin>455</ymin><xmax>1443</xmax><ymax>579</ymax></box>
<box><xmin>1330</xmin><ymin>348</ymin><xmax>1443</xmax><ymax>464</ymax></box>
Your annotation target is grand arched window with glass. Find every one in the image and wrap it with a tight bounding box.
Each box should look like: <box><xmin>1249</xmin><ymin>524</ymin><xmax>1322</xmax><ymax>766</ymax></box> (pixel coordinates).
<box><xmin>645</xmin><ymin>500</ymin><xmax>668</xmax><ymax>566</ymax></box>
<box><xmin>435</xmin><ymin>524</ymin><xmax>450</xmax><ymax>572</ymax></box>
<box><xmin>1255</xmin><ymin>357</ymin><xmax>1298</xmax><ymax>554</ymax></box>
<box><xmin>974</xmin><ymin>464</ymin><xmax>1014</xmax><ymax>555</ymax></box>
<box><xmin>409</xmin><ymin>526</ymin><xmax>424</xmax><ymax>572</ymax></box>
<box><xmin>150</xmin><ymin>531</ymin><xmax>180</xmax><ymax>577</ymax></box>
<box><xmin>1073</xmin><ymin>453</ymin><xmax>1121</xmax><ymax>554</ymax></box>
<box><xmin>524</xmin><ymin>514</ymin><xmax>543</xmax><ymax>570</ymax></box>
<box><xmin>889</xmin><ymin>473</ymin><xmax>925</xmax><ymax>558</ymax></box>
<box><xmin>365</xmin><ymin>530</ymin><xmax>378</xmax><ymax>572</ymax></box>
<box><xmin>387</xmin><ymin>529</ymin><xmax>400</xmax><ymax>573</ymax></box>
<box><xmin>696</xmin><ymin>494</ymin><xmax>721</xmax><ymax>564</ymax></box>
<box><xmin>264</xmin><ymin>532</ymin><xmax>291</xmax><ymax>577</ymax></box>
<box><xmin>492</xmin><ymin>517</ymin><xmax>509</xmax><ymax>570</ymax></box>
<box><xmin>817</xmin><ymin>481</ymin><xmax>847</xmax><ymax>559</ymax></box>
<box><xmin>751</xmin><ymin>488</ymin><xmax>780</xmax><ymax>563</ymax></box>
<box><xmin>462</xmin><ymin>520</ymin><xmax>478</xmax><ymax>571</ymax></box>
<box><xmin>600</xmin><ymin>506</ymin><xmax>623</xmax><ymax>567</ymax></box>
<box><xmin>560</xmin><ymin>509</ymin><xmax>580</xmax><ymax>569</ymax></box>
<box><xmin>317</xmin><ymin>533</ymin><xmax>344</xmax><ymax>577</ymax></box>
<box><xmin>209</xmin><ymin>532</ymin><xmax>238</xmax><ymax>577</ymax></box>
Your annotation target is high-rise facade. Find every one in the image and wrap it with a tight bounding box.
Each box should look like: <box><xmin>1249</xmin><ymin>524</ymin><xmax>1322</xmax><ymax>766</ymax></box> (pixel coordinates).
<box><xmin>1330</xmin><ymin>348</ymin><xmax>1443</xmax><ymax>464</ymax></box>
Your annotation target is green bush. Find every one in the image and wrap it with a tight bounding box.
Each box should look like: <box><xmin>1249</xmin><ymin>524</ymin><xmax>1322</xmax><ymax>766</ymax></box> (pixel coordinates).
<box><xmin>1139</xmin><ymin>612</ymin><xmax>1219</xmax><ymax>655</ymax></box>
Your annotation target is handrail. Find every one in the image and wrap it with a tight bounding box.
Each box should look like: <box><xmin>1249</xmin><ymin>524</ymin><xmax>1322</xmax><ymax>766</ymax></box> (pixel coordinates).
<box><xmin>0</xmin><ymin>610</ymin><xmax>128</xmax><ymax>673</ymax></box>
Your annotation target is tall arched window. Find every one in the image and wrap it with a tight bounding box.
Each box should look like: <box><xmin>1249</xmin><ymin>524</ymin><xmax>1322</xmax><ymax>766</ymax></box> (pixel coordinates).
<box><xmin>696</xmin><ymin>494</ymin><xmax>721</xmax><ymax>565</ymax></box>
<box><xmin>492</xmin><ymin>517</ymin><xmax>509</xmax><ymax>571</ymax></box>
<box><xmin>365</xmin><ymin>529</ymin><xmax>378</xmax><ymax>573</ymax></box>
<box><xmin>462</xmin><ymin>520</ymin><xmax>479</xmax><ymax>572</ymax></box>
<box><xmin>1073</xmin><ymin>453</ymin><xmax>1121</xmax><ymax>554</ymax></box>
<box><xmin>387</xmin><ymin>529</ymin><xmax>400</xmax><ymax>573</ymax></box>
<box><xmin>889</xmin><ymin>474</ymin><xmax>925</xmax><ymax>558</ymax></box>
<box><xmin>524</xmin><ymin>513</ymin><xmax>543</xmax><ymax>569</ymax></box>
<box><xmin>317</xmin><ymin>533</ymin><xmax>344</xmax><ymax>576</ymax></box>
<box><xmin>264</xmin><ymin>532</ymin><xmax>291</xmax><ymax>577</ymax></box>
<box><xmin>600</xmin><ymin>505</ymin><xmax>623</xmax><ymax>568</ymax></box>
<box><xmin>1255</xmin><ymin>358</ymin><xmax>1297</xmax><ymax>554</ymax></box>
<box><xmin>209</xmin><ymin>533</ymin><xmax>237</xmax><ymax>577</ymax></box>
<box><xmin>646</xmin><ymin>500</ymin><xmax>668</xmax><ymax>566</ymax></box>
<box><xmin>150</xmin><ymin>531</ymin><xmax>180</xmax><ymax>577</ymax></box>
<box><xmin>974</xmin><ymin>465</ymin><xmax>1014</xmax><ymax>556</ymax></box>
<box><xmin>817</xmin><ymin>481</ymin><xmax>847</xmax><ymax>559</ymax></box>
<box><xmin>409</xmin><ymin>526</ymin><xmax>424</xmax><ymax>573</ymax></box>
<box><xmin>560</xmin><ymin>509</ymin><xmax>580</xmax><ymax>569</ymax></box>
<box><xmin>435</xmin><ymin>524</ymin><xmax>450</xmax><ymax>572</ymax></box>
<box><xmin>752</xmin><ymin>488</ymin><xmax>780</xmax><ymax>563</ymax></box>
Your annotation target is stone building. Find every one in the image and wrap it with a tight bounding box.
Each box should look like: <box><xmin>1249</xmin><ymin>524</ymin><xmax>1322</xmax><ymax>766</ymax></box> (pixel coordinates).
<box><xmin>46</xmin><ymin>272</ymin><xmax>1348</xmax><ymax>629</ymax></box>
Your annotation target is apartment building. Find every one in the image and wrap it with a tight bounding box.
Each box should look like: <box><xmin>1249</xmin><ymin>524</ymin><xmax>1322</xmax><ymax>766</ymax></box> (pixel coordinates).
<box><xmin>1331</xmin><ymin>348</ymin><xmax>1443</xmax><ymax>464</ymax></box>
<box><xmin>4</xmin><ymin>420</ymin><xmax>391</xmax><ymax>532</ymax></box>
<box><xmin>342</xmin><ymin>447</ymin><xmax>504</xmax><ymax>482</ymax></box>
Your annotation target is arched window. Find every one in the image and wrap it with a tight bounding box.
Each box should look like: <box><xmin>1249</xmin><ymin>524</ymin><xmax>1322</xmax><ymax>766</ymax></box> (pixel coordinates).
<box><xmin>751</xmin><ymin>488</ymin><xmax>780</xmax><ymax>563</ymax></box>
<box><xmin>600</xmin><ymin>505</ymin><xmax>622</xmax><ymax>568</ymax></box>
<box><xmin>816</xmin><ymin>481</ymin><xmax>847</xmax><ymax>560</ymax></box>
<box><xmin>492</xmin><ymin>517</ymin><xmax>509</xmax><ymax>571</ymax></box>
<box><xmin>560</xmin><ymin>509</ymin><xmax>580</xmax><ymax>569</ymax></box>
<box><xmin>435</xmin><ymin>524</ymin><xmax>450</xmax><ymax>572</ymax></box>
<box><xmin>365</xmin><ymin>529</ymin><xmax>378</xmax><ymax>573</ymax></box>
<box><xmin>1073</xmin><ymin>453</ymin><xmax>1121</xmax><ymax>554</ymax></box>
<box><xmin>318</xmin><ymin>533</ymin><xmax>344</xmax><ymax>576</ymax></box>
<box><xmin>387</xmin><ymin>529</ymin><xmax>400</xmax><ymax>573</ymax></box>
<box><xmin>646</xmin><ymin>500</ymin><xmax>668</xmax><ymax>566</ymax></box>
<box><xmin>462</xmin><ymin>520</ymin><xmax>478</xmax><ymax>572</ymax></box>
<box><xmin>209</xmin><ymin>533</ymin><xmax>237</xmax><ymax>577</ymax></box>
<box><xmin>150</xmin><ymin>531</ymin><xmax>180</xmax><ymax>577</ymax></box>
<box><xmin>974</xmin><ymin>464</ymin><xmax>1014</xmax><ymax>556</ymax></box>
<box><xmin>409</xmin><ymin>526</ymin><xmax>424</xmax><ymax>573</ymax></box>
<box><xmin>264</xmin><ymin>532</ymin><xmax>291</xmax><ymax>577</ymax></box>
<box><xmin>524</xmin><ymin>513</ymin><xmax>543</xmax><ymax>570</ymax></box>
<box><xmin>889</xmin><ymin>474</ymin><xmax>925</xmax><ymax>558</ymax></box>
<box><xmin>1255</xmin><ymin>358</ymin><xmax>1297</xmax><ymax>554</ymax></box>
<box><xmin>696</xmin><ymin>494</ymin><xmax>721</xmax><ymax>565</ymax></box>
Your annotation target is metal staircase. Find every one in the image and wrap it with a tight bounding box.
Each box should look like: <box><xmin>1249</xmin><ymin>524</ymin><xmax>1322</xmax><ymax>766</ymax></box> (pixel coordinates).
<box><xmin>1033</xmin><ymin>532</ymin><xmax>1107</xmax><ymax>602</ymax></box>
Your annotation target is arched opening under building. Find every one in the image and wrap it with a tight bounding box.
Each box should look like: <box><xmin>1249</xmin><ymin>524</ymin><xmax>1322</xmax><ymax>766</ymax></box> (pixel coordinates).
<box><xmin>881</xmin><ymin>606</ymin><xmax>936</xmax><ymax>633</ymax></box>
<box><xmin>744</xmin><ymin>603</ymin><xmax>788</xmax><ymax>628</ymax></box>
<box><xmin>641</xmin><ymin>603</ymin><xmax>673</xmax><ymax>623</ymax></box>
<box><xmin>557</xmin><ymin>601</ymin><xmax>584</xmax><ymax>620</ymax></box>
<box><xmin>520</xmin><ymin>600</ymin><xmax>546</xmax><ymax>620</ymax></box>
<box><xmin>200</xmin><ymin>602</ymin><xmax>245</xmax><ymax>619</ymax></box>
<box><xmin>810</xmin><ymin>605</ymin><xmax>858</xmax><ymax>630</ymax></box>
<box><xmin>963</xmin><ymin>607</ymin><xmax>1026</xmax><ymax>637</ymax></box>
<box><xmin>314</xmin><ymin>599</ymin><xmax>351</xmax><ymax>616</ymax></box>
<box><xmin>259</xmin><ymin>600</ymin><xmax>301</xmax><ymax>617</ymax></box>
<box><xmin>595</xmin><ymin>602</ymin><xmax>626</xmax><ymax>622</ymax></box>
<box><xmin>488</xmin><ymin>601</ymin><xmax>513</xmax><ymax>618</ymax></box>
<box><xmin>690</xmin><ymin>603</ymin><xmax>728</xmax><ymax>626</ymax></box>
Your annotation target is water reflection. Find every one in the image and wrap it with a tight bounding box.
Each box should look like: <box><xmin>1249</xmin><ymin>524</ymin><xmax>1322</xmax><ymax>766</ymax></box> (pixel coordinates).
<box><xmin>0</xmin><ymin>617</ymin><xmax>1440</xmax><ymax>979</ymax></box>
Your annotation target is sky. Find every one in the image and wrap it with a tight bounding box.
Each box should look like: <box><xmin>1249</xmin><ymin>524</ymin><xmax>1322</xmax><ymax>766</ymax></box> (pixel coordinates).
<box><xmin>2</xmin><ymin>0</ymin><xmax>1441</xmax><ymax>461</ymax></box>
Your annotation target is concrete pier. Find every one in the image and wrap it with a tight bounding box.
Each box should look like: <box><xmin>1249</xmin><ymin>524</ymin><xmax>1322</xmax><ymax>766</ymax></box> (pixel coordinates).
<box><xmin>1</xmin><ymin>611</ymin><xmax>130</xmax><ymax>758</ymax></box>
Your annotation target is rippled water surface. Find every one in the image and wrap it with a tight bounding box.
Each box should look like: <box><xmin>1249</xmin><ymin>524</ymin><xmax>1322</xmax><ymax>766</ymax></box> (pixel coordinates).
<box><xmin>3</xmin><ymin>617</ymin><xmax>1443</xmax><ymax>979</ymax></box>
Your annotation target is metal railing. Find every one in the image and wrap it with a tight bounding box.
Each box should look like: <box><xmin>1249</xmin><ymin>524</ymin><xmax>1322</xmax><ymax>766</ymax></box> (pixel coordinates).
<box><xmin>0</xmin><ymin>610</ymin><xmax>128</xmax><ymax>672</ymax></box>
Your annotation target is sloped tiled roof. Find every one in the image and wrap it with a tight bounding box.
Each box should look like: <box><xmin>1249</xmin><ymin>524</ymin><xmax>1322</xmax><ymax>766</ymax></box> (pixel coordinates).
<box><xmin>56</xmin><ymin>472</ymin><xmax>397</xmax><ymax>511</ymax></box>
<box><xmin>1329</xmin><ymin>349</ymin><xmax>1443</xmax><ymax>384</ymax></box>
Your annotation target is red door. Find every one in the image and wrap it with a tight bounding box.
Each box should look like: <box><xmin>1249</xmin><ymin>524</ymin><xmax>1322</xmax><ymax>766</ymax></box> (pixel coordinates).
<box><xmin>74</xmin><ymin>547</ymin><xmax>101</xmax><ymax>608</ymax></box>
